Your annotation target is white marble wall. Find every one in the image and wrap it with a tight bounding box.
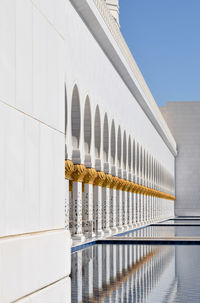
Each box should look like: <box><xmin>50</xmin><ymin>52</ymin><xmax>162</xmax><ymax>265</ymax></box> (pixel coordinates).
<box><xmin>0</xmin><ymin>0</ymin><xmax>70</xmax><ymax>302</ymax></box>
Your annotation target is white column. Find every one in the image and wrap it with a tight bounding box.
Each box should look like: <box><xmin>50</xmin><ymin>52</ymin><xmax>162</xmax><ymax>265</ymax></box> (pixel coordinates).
<box><xmin>102</xmin><ymin>174</ymin><xmax>112</xmax><ymax>235</ymax></box>
<box><xmin>93</xmin><ymin>172</ymin><xmax>105</xmax><ymax>237</ymax></box>
<box><xmin>133</xmin><ymin>192</ymin><xmax>137</xmax><ymax>226</ymax></box>
<box><xmin>117</xmin><ymin>187</ymin><xmax>123</xmax><ymax>231</ymax></box>
<box><xmin>110</xmin><ymin>188</ymin><xmax>118</xmax><ymax>233</ymax></box>
<box><xmin>72</xmin><ymin>182</ymin><xmax>85</xmax><ymax>242</ymax></box>
<box><xmin>128</xmin><ymin>190</ymin><xmax>133</xmax><ymax>228</ymax></box>
<box><xmin>83</xmin><ymin>183</ymin><xmax>95</xmax><ymax>238</ymax></box>
<box><xmin>71</xmin><ymin>164</ymin><xmax>87</xmax><ymax>242</ymax></box>
<box><xmin>122</xmin><ymin>190</ymin><xmax>128</xmax><ymax>230</ymax></box>
<box><xmin>64</xmin><ymin>179</ymin><xmax>70</xmax><ymax>230</ymax></box>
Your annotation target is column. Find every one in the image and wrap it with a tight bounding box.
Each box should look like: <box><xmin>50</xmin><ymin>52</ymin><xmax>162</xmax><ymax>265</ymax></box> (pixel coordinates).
<box><xmin>128</xmin><ymin>182</ymin><xmax>133</xmax><ymax>229</ymax></box>
<box><xmin>110</xmin><ymin>176</ymin><xmax>119</xmax><ymax>233</ymax></box>
<box><xmin>122</xmin><ymin>180</ymin><xmax>129</xmax><ymax>230</ymax></box>
<box><xmin>83</xmin><ymin>168</ymin><xmax>97</xmax><ymax>239</ymax></box>
<box><xmin>93</xmin><ymin>171</ymin><xmax>105</xmax><ymax>237</ymax></box>
<box><xmin>133</xmin><ymin>190</ymin><xmax>137</xmax><ymax>227</ymax></box>
<box><xmin>116</xmin><ymin>179</ymin><xmax>124</xmax><ymax>231</ymax></box>
<box><xmin>102</xmin><ymin>174</ymin><xmax>112</xmax><ymax>235</ymax></box>
<box><xmin>65</xmin><ymin>160</ymin><xmax>74</xmax><ymax>231</ymax></box>
<box><xmin>71</xmin><ymin>164</ymin><xmax>87</xmax><ymax>242</ymax></box>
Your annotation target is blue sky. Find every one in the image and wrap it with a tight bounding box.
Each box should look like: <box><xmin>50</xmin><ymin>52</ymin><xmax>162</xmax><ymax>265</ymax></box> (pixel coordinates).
<box><xmin>119</xmin><ymin>0</ymin><xmax>200</xmax><ymax>106</ymax></box>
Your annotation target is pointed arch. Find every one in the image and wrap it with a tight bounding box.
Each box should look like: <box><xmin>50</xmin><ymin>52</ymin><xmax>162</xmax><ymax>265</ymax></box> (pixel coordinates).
<box><xmin>117</xmin><ymin>126</ymin><xmax>122</xmax><ymax>167</ymax></box>
<box><xmin>123</xmin><ymin>131</ymin><xmax>127</xmax><ymax>169</ymax></box>
<box><xmin>128</xmin><ymin>136</ymin><xmax>131</xmax><ymax>171</ymax></box>
<box><xmin>103</xmin><ymin>114</ymin><xmax>109</xmax><ymax>162</ymax></box>
<box><xmin>94</xmin><ymin>105</ymin><xmax>101</xmax><ymax>158</ymax></box>
<box><xmin>84</xmin><ymin>96</ymin><xmax>92</xmax><ymax>154</ymax></box>
<box><xmin>71</xmin><ymin>85</ymin><xmax>80</xmax><ymax>149</ymax></box>
<box><xmin>111</xmin><ymin>120</ymin><xmax>116</xmax><ymax>165</ymax></box>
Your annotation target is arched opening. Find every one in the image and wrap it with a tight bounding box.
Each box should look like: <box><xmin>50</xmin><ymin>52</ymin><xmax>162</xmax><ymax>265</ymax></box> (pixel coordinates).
<box><xmin>103</xmin><ymin>114</ymin><xmax>109</xmax><ymax>162</ymax></box>
<box><xmin>71</xmin><ymin>85</ymin><xmax>80</xmax><ymax>149</ymax></box>
<box><xmin>117</xmin><ymin>126</ymin><xmax>122</xmax><ymax>167</ymax></box>
<box><xmin>123</xmin><ymin>131</ymin><xmax>127</xmax><ymax>170</ymax></box>
<box><xmin>111</xmin><ymin>120</ymin><xmax>116</xmax><ymax>165</ymax></box>
<box><xmin>132</xmin><ymin>139</ymin><xmax>135</xmax><ymax>174</ymax></box>
<box><xmin>128</xmin><ymin>136</ymin><xmax>131</xmax><ymax>171</ymax></box>
<box><xmin>84</xmin><ymin>97</ymin><xmax>92</xmax><ymax>154</ymax></box>
<box><xmin>137</xmin><ymin>143</ymin><xmax>140</xmax><ymax>177</ymax></box>
<box><xmin>94</xmin><ymin>105</ymin><xmax>101</xmax><ymax>158</ymax></box>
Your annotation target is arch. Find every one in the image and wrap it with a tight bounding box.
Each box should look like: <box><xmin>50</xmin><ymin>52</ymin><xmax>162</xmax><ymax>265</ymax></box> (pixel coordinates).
<box><xmin>137</xmin><ymin>142</ymin><xmax>140</xmax><ymax>177</ymax></box>
<box><xmin>103</xmin><ymin>114</ymin><xmax>109</xmax><ymax>162</ymax></box>
<box><xmin>94</xmin><ymin>105</ymin><xmax>101</xmax><ymax>158</ymax></box>
<box><xmin>132</xmin><ymin>139</ymin><xmax>136</xmax><ymax>174</ymax></box>
<box><xmin>123</xmin><ymin>131</ymin><xmax>127</xmax><ymax>169</ymax></box>
<box><xmin>84</xmin><ymin>96</ymin><xmax>92</xmax><ymax>154</ymax></box>
<box><xmin>128</xmin><ymin>136</ymin><xmax>131</xmax><ymax>171</ymax></box>
<box><xmin>117</xmin><ymin>126</ymin><xmax>122</xmax><ymax>167</ymax></box>
<box><xmin>71</xmin><ymin>85</ymin><xmax>81</xmax><ymax>149</ymax></box>
<box><xmin>111</xmin><ymin>120</ymin><xmax>116</xmax><ymax>165</ymax></box>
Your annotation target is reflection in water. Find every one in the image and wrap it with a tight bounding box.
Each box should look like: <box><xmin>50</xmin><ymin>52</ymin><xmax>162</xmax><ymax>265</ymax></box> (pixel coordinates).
<box><xmin>71</xmin><ymin>244</ymin><xmax>175</xmax><ymax>302</ymax></box>
<box><xmin>120</xmin><ymin>225</ymin><xmax>200</xmax><ymax>238</ymax></box>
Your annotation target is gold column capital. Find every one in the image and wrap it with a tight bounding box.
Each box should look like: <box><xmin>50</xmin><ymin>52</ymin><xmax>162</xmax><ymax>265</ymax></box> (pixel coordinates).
<box><xmin>71</xmin><ymin>164</ymin><xmax>87</xmax><ymax>182</ymax></box>
<box><xmin>83</xmin><ymin>168</ymin><xmax>97</xmax><ymax>184</ymax></box>
<box><xmin>65</xmin><ymin>159</ymin><xmax>74</xmax><ymax>179</ymax></box>
<box><xmin>110</xmin><ymin>176</ymin><xmax>120</xmax><ymax>189</ymax></box>
<box><xmin>102</xmin><ymin>174</ymin><xmax>113</xmax><ymax>188</ymax></box>
<box><xmin>116</xmin><ymin>178</ymin><xmax>124</xmax><ymax>190</ymax></box>
<box><xmin>93</xmin><ymin>171</ymin><xmax>106</xmax><ymax>186</ymax></box>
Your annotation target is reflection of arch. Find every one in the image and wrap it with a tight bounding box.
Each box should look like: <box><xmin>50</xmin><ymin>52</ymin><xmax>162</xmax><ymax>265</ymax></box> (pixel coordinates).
<box><xmin>123</xmin><ymin>131</ymin><xmax>127</xmax><ymax>169</ymax></box>
<box><xmin>128</xmin><ymin>136</ymin><xmax>131</xmax><ymax>171</ymax></box>
<box><xmin>103</xmin><ymin>114</ymin><xmax>109</xmax><ymax>162</ymax></box>
<box><xmin>71</xmin><ymin>85</ymin><xmax>80</xmax><ymax>149</ymax></box>
<box><xmin>117</xmin><ymin>126</ymin><xmax>122</xmax><ymax>167</ymax></box>
<box><xmin>94</xmin><ymin>105</ymin><xmax>101</xmax><ymax>158</ymax></box>
<box><xmin>111</xmin><ymin>120</ymin><xmax>116</xmax><ymax>165</ymax></box>
<box><xmin>84</xmin><ymin>97</ymin><xmax>92</xmax><ymax>154</ymax></box>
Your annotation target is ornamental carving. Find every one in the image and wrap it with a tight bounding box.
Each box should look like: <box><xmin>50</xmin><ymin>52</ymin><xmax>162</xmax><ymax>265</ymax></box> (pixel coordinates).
<box><xmin>102</xmin><ymin>174</ymin><xmax>113</xmax><ymax>188</ymax></box>
<box><xmin>93</xmin><ymin>171</ymin><xmax>106</xmax><ymax>186</ymax></box>
<box><xmin>71</xmin><ymin>164</ymin><xmax>87</xmax><ymax>182</ymax></box>
<box><xmin>110</xmin><ymin>176</ymin><xmax>120</xmax><ymax>189</ymax></box>
<box><xmin>83</xmin><ymin>168</ymin><xmax>97</xmax><ymax>184</ymax></box>
<box><xmin>65</xmin><ymin>160</ymin><xmax>74</xmax><ymax>179</ymax></box>
<box><xmin>116</xmin><ymin>178</ymin><xmax>124</xmax><ymax>190</ymax></box>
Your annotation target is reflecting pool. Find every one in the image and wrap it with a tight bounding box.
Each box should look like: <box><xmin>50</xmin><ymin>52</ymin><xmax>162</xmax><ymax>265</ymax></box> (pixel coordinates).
<box><xmin>71</xmin><ymin>244</ymin><xmax>200</xmax><ymax>302</ymax></box>
<box><xmin>120</xmin><ymin>225</ymin><xmax>200</xmax><ymax>238</ymax></box>
<box><xmin>71</xmin><ymin>218</ymin><xmax>200</xmax><ymax>302</ymax></box>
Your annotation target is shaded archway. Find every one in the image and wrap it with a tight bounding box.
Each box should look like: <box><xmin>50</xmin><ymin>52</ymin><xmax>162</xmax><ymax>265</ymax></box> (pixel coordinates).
<box><xmin>71</xmin><ymin>85</ymin><xmax>80</xmax><ymax>149</ymax></box>
<box><xmin>123</xmin><ymin>131</ymin><xmax>127</xmax><ymax>170</ymax></box>
<box><xmin>84</xmin><ymin>96</ymin><xmax>92</xmax><ymax>154</ymax></box>
<box><xmin>128</xmin><ymin>136</ymin><xmax>131</xmax><ymax>171</ymax></box>
<box><xmin>111</xmin><ymin>120</ymin><xmax>116</xmax><ymax>165</ymax></box>
<box><xmin>94</xmin><ymin>105</ymin><xmax>101</xmax><ymax>158</ymax></box>
<box><xmin>117</xmin><ymin>126</ymin><xmax>122</xmax><ymax>167</ymax></box>
<box><xmin>103</xmin><ymin>114</ymin><xmax>109</xmax><ymax>162</ymax></box>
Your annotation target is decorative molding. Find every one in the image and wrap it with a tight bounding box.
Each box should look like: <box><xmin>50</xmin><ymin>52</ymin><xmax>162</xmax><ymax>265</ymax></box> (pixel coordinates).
<box><xmin>83</xmin><ymin>168</ymin><xmax>98</xmax><ymax>184</ymax></box>
<box><xmin>71</xmin><ymin>164</ymin><xmax>87</xmax><ymax>182</ymax></box>
<box><xmin>65</xmin><ymin>160</ymin><xmax>74</xmax><ymax>179</ymax></box>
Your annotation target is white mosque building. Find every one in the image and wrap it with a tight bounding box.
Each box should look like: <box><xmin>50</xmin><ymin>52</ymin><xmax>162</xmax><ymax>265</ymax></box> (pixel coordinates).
<box><xmin>1</xmin><ymin>0</ymin><xmax>198</xmax><ymax>302</ymax></box>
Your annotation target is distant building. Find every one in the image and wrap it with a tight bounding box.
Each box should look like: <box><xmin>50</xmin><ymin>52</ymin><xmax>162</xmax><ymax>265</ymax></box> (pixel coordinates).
<box><xmin>161</xmin><ymin>102</ymin><xmax>200</xmax><ymax>216</ymax></box>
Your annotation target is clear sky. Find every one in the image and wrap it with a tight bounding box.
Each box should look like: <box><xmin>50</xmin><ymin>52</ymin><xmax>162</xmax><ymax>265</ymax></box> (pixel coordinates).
<box><xmin>119</xmin><ymin>0</ymin><xmax>200</xmax><ymax>106</ymax></box>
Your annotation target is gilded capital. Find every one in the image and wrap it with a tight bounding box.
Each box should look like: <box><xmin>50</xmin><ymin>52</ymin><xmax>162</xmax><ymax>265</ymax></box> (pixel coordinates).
<box><xmin>116</xmin><ymin>178</ymin><xmax>124</xmax><ymax>190</ymax></box>
<box><xmin>110</xmin><ymin>176</ymin><xmax>120</xmax><ymax>189</ymax></box>
<box><xmin>83</xmin><ymin>168</ymin><xmax>97</xmax><ymax>184</ymax></box>
<box><xmin>93</xmin><ymin>171</ymin><xmax>106</xmax><ymax>186</ymax></box>
<box><xmin>71</xmin><ymin>164</ymin><xmax>87</xmax><ymax>182</ymax></box>
<box><xmin>65</xmin><ymin>160</ymin><xmax>74</xmax><ymax>179</ymax></box>
<box><xmin>102</xmin><ymin>174</ymin><xmax>113</xmax><ymax>188</ymax></box>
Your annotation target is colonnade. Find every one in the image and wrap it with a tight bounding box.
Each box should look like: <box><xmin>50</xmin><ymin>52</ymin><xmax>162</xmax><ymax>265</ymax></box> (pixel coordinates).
<box><xmin>65</xmin><ymin>160</ymin><xmax>175</xmax><ymax>242</ymax></box>
<box><xmin>71</xmin><ymin>244</ymin><xmax>175</xmax><ymax>302</ymax></box>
